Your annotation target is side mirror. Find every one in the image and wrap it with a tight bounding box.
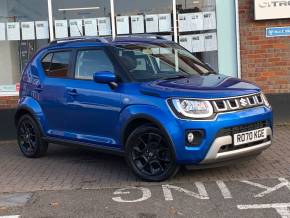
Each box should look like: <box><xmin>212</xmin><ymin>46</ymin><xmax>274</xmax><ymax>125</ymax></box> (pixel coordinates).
<box><xmin>93</xmin><ymin>71</ymin><xmax>118</xmax><ymax>88</ymax></box>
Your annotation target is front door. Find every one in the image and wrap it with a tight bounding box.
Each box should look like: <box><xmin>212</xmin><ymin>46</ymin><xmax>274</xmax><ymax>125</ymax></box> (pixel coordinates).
<box><xmin>64</xmin><ymin>47</ymin><xmax>122</xmax><ymax>148</ymax></box>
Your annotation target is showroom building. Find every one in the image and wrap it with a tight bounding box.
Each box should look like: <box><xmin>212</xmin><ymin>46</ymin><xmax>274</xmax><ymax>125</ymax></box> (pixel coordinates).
<box><xmin>0</xmin><ymin>0</ymin><xmax>289</xmax><ymax>139</ymax></box>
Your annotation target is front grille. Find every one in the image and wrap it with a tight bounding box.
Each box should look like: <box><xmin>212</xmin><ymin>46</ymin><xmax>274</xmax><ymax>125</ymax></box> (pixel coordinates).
<box><xmin>217</xmin><ymin>121</ymin><xmax>269</xmax><ymax>138</ymax></box>
<box><xmin>211</xmin><ymin>93</ymin><xmax>264</xmax><ymax>113</ymax></box>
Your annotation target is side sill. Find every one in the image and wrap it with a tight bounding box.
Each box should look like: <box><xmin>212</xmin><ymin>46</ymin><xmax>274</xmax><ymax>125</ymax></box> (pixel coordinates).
<box><xmin>43</xmin><ymin>136</ymin><xmax>125</xmax><ymax>156</ymax></box>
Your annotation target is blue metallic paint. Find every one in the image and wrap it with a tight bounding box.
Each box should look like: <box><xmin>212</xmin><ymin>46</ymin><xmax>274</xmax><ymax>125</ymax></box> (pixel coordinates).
<box><xmin>17</xmin><ymin>38</ymin><xmax>273</xmax><ymax>166</ymax></box>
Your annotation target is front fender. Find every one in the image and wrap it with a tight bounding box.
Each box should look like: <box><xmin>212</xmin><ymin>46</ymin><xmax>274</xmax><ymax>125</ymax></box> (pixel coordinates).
<box><xmin>118</xmin><ymin>104</ymin><xmax>180</xmax><ymax>153</ymax></box>
<box><xmin>16</xmin><ymin>96</ymin><xmax>47</xmax><ymax>135</ymax></box>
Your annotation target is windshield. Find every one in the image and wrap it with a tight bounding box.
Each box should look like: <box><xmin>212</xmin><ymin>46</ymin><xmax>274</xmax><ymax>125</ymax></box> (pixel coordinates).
<box><xmin>111</xmin><ymin>42</ymin><xmax>215</xmax><ymax>82</ymax></box>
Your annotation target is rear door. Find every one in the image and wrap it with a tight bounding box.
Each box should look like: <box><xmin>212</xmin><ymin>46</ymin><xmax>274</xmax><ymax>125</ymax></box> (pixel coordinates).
<box><xmin>64</xmin><ymin>47</ymin><xmax>122</xmax><ymax>148</ymax></box>
<box><xmin>39</xmin><ymin>50</ymin><xmax>74</xmax><ymax>137</ymax></box>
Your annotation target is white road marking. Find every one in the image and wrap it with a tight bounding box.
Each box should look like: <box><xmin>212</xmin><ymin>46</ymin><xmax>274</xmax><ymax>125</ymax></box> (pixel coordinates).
<box><xmin>237</xmin><ymin>203</ymin><xmax>290</xmax><ymax>218</ymax></box>
<box><xmin>216</xmin><ymin>180</ymin><xmax>233</xmax><ymax>199</ymax></box>
<box><xmin>162</xmin><ymin>182</ymin><xmax>209</xmax><ymax>201</ymax></box>
<box><xmin>112</xmin><ymin>187</ymin><xmax>151</xmax><ymax>203</ymax></box>
<box><xmin>0</xmin><ymin>216</ymin><xmax>20</xmax><ymax>218</ymax></box>
<box><xmin>241</xmin><ymin>178</ymin><xmax>290</xmax><ymax>198</ymax></box>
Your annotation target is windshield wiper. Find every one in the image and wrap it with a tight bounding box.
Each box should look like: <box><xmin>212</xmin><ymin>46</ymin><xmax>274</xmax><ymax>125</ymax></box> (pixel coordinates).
<box><xmin>161</xmin><ymin>75</ymin><xmax>188</xmax><ymax>81</ymax></box>
<box><xmin>202</xmin><ymin>71</ymin><xmax>217</xmax><ymax>76</ymax></box>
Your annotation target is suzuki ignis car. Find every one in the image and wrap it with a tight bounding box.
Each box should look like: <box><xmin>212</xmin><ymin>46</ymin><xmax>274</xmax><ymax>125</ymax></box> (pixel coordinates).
<box><xmin>15</xmin><ymin>36</ymin><xmax>273</xmax><ymax>181</ymax></box>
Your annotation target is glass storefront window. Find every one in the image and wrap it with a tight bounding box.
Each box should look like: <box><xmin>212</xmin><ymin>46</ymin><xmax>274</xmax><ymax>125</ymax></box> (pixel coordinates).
<box><xmin>114</xmin><ymin>0</ymin><xmax>173</xmax><ymax>40</ymax></box>
<box><xmin>0</xmin><ymin>0</ymin><xmax>49</xmax><ymax>94</ymax></box>
<box><xmin>176</xmin><ymin>0</ymin><xmax>218</xmax><ymax>71</ymax></box>
<box><xmin>52</xmin><ymin>0</ymin><xmax>112</xmax><ymax>38</ymax></box>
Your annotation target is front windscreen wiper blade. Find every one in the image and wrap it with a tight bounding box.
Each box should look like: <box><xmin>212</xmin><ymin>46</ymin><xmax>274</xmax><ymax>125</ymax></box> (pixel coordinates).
<box><xmin>161</xmin><ymin>75</ymin><xmax>188</xmax><ymax>81</ymax></box>
<box><xmin>202</xmin><ymin>71</ymin><xmax>218</xmax><ymax>76</ymax></box>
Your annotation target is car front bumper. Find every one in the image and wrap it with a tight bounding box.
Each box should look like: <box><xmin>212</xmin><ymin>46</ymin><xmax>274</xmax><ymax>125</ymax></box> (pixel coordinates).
<box><xmin>168</xmin><ymin>106</ymin><xmax>273</xmax><ymax>165</ymax></box>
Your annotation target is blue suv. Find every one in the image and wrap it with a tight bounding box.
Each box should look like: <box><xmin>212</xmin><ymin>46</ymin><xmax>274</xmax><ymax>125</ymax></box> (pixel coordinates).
<box><xmin>15</xmin><ymin>36</ymin><xmax>273</xmax><ymax>181</ymax></box>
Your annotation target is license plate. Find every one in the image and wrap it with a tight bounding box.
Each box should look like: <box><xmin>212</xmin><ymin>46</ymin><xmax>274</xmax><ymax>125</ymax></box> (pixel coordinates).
<box><xmin>233</xmin><ymin>128</ymin><xmax>267</xmax><ymax>146</ymax></box>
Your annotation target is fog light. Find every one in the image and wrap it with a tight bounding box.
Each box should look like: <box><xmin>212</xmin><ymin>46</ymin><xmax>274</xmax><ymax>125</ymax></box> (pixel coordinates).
<box><xmin>187</xmin><ymin>132</ymin><xmax>195</xmax><ymax>143</ymax></box>
<box><xmin>186</xmin><ymin>130</ymin><xmax>204</xmax><ymax>146</ymax></box>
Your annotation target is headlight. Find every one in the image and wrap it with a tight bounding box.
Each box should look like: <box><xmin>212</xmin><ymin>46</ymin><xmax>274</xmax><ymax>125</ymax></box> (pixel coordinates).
<box><xmin>169</xmin><ymin>99</ymin><xmax>214</xmax><ymax>119</ymax></box>
<box><xmin>261</xmin><ymin>92</ymin><xmax>271</xmax><ymax>108</ymax></box>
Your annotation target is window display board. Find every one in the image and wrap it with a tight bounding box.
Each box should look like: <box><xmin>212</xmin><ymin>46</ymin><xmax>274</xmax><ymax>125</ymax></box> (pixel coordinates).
<box><xmin>97</xmin><ymin>17</ymin><xmax>111</xmax><ymax>36</ymax></box>
<box><xmin>84</xmin><ymin>18</ymin><xmax>98</xmax><ymax>36</ymax></box>
<box><xmin>7</xmin><ymin>22</ymin><xmax>20</xmax><ymax>41</ymax></box>
<box><xmin>69</xmin><ymin>19</ymin><xmax>83</xmax><ymax>37</ymax></box>
<box><xmin>131</xmin><ymin>15</ymin><xmax>144</xmax><ymax>34</ymax></box>
<box><xmin>204</xmin><ymin>32</ymin><xmax>218</xmax><ymax>51</ymax></box>
<box><xmin>21</xmin><ymin>22</ymin><xmax>35</xmax><ymax>40</ymax></box>
<box><xmin>0</xmin><ymin>23</ymin><xmax>6</xmax><ymax>40</ymax></box>
<box><xmin>158</xmin><ymin>14</ymin><xmax>172</xmax><ymax>32</ymax></box>
<box><xmin>116</xmin><ymin>16</ymin><xmax>130</xmax><ymax>35</ymax></box>
<box><xmin>203</xmin><ymin>12</ymin><xmax>216</xmax><ymax>30</ymax></box>
<box><xmin>178</xmin><ymin>13</ymin><xmax>203</xmax><ymax>32</ymax></box>
<box><xmin>35</xmin><ymin>21</ymin><xmax>49</xmax><ymax>39</ymax></box>
<box><xmin>55</xmin><ymin>20</ymin><xmax>68</xmax><ymax>38</ymax></box>
<box><xmin>145</xmin><ymin>14</ymin><xmax>159</xmax><ymax>33</ymax></box>
<box><xmin>191</xmin><ymin>34</ymin><xmax>205</xmax><ymax>53</ymax></box>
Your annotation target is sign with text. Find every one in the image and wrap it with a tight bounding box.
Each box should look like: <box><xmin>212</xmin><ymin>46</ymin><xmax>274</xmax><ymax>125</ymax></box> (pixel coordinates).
<box><xmin>35</xmin><ymin>21</ymin><xmax>49</xmax><ymax>39</ymax></box>
<box><xmin>84</xmin><ymin>18</ymin><xmax>98</xmax><ymax>36</ymax></box>
<box><xmin>7</xmin><ymin>22</ymin><xmax>20</xmax><ymax>40</ymax></box>
<box><xmin>254</xmin><ymin>0</ymin><xmax>290</xmax><ymax>20</ymax></box>
<box><xmin>116</xmin><ymin>16</ymin><xmax>130</xmax><ymax>35</ymax></box>
<box><xmin>266</xmin><ymin>26</ymin><xmax>290</xmax><ymax>37</ymax></box>
<box><xmin>21</xmin><ymin>22</ymin><xmax>35</xmax><ymax>40</ymax></box>
<box><xmin>69</xmin><ymin>19</ymin><xmax>83</xmax><ymax>37</ymax></box>
<box><xmin>55</xmin><ymin>20</ymin><xmax>68</xmax><ymax>38</ymax></box>
<box><xmin>131</xmin><ymin>15</ymin><xmax>144</xmax><ymax>34</ymax></box>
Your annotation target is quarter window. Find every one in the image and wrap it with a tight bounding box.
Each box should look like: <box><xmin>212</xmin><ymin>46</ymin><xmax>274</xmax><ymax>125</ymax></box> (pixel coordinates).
<box><xmin>75</xmin><ymin>50</ymin><xmax>114</xmax><ymax>80</ymax></box>
<box><xmin>41</xmin><ymin>51</ymin><xmax>71</xmax><ymax>78</ymax></box>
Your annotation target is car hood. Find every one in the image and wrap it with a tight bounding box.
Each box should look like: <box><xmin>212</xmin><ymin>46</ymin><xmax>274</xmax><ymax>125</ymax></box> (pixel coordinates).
<box><xmin>139</xmin><ymin>74</ymin><xmax>261</xmax><ymax>99</ymax></box>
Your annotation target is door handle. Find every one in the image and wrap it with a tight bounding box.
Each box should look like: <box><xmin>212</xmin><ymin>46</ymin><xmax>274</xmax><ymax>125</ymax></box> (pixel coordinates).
<box><xmin>67</xmin><ymin>89</ymin><xmax>78</xmax><ymax>96</ymax></box>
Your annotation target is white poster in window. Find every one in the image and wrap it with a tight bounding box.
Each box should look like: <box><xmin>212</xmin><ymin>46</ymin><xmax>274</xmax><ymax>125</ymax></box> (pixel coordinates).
<box><xmin>158</xmin><ymin>14</ymin><xmax>171</xmax><ymax>32</ymax></box>
<box><xmin>131</xmin><ymin>15</ymin><xmax>144</xmax><ymax>34</ymax></box>
<box><xmin>178</xmin><ymin>14</ymin><xmax>187</xmax><ymax>32</ymax></box>
<box><xmin>97</xmin><ymin>17</ymin><xmax>111</xmax><ymax>36</ymax></box>
<box><xmin>203</xmin><ymin>12</ymin><xmax>216</xmax><ymax>30</ymax></box>
<box><xmin>69</xmin><ymin>19</ymin><xmax>83</xmax><ymax>37</ymax></box>
<box><xmin>191</xmin><ymin>34</ymin><xmax>205</xmax><ymax>53</ymax></box>
<box><xmin>35</xmin><ymin>21</ymin><xmax>49</xmax><ymax>39</ymax></box>
<box><xmin>204</xmin><ymin>32</ymin><xmax>218</xmax><ymax>51</ymax></box>
<box><xmin>145</xmin><ymin>14</ymin><xmax>159</xmax><ymax>33</ymax></box>
<box><xmin>7</xmin><ymin>22</ymin><xmax>20</xmax><ymax>40</ymax></box>
<box><xmin>84</xmin><ymin>18</ymin><xmax>98</xmax><ymax>36</ymax></box>
<box><xmin>179</xmin><ymin>35</ymin><xmax>192</xmax><ymax>52</ymax></box>
<box><xmin>55</xmin><ymin>20</ymin><xmax>68</xmax><ymax>38</ymax></box>
<box><xmin>116</xmin><ymin>16</ymin><xmax>129</xmax><ymax>35</ymax></box>
<box><xmin>189</xmin><ymin>13</ymin><xmax>203</xmax><ymax>31</ymax></box>
<box><xmin>21</xmin><ymin>22</ymin><xmax>35</xmax><ymax>40</ymax></box>
<box><xmin>0</xmin><ymin>23</ymin><xmax>6</xmax><ymax>40</ymax></box>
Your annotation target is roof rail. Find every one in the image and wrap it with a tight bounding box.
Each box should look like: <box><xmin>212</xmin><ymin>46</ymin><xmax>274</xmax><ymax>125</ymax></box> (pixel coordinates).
<box><xmin>49</xmin><ymin>36</ymin><xmax>108</xmax><ymax>45</ymax></box>
<box><xmin>114</xmin><ymin>34</ymin><xmax>168</xmax><ymax>40</ymax></box>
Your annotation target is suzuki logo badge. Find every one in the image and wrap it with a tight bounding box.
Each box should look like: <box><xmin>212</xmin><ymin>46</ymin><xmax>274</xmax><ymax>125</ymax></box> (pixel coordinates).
<box><xmin>240</xmin><ymin>98</ymin><xmax>248</xmax><ymax>107</ymax></box>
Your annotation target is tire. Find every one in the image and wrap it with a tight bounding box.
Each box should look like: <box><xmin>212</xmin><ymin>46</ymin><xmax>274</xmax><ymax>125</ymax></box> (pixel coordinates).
<box><xmin>17</xmin><ymin>114</ymin><xmax>48</xmax><ymax>158</ymax></box>
<box><xmin>125</xmin><ymin>124</ymin><xmax>179</xmax><ymax>182</ymax></box>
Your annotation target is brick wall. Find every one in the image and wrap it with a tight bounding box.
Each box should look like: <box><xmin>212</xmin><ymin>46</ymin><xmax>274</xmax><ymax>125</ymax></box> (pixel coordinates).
<box><xmin>0</xmin><ymin>96</ymin><xmax>18</xmax><ymax>109</ymax></box>
<box><xmin>239</xmin><ymin>0</ymin><xmax>290</xmax><ymax>94</ymax></box>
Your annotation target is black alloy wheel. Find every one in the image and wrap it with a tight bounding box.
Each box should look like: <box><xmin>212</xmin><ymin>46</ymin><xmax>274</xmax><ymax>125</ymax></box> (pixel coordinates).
<box><xmin>17</xmin><ymin>114</ymin><xmax>48</xmax><ymax>158</ymax></box>
<box><xmin>125</xmin><ymin>125</ymin><xmax>179</xmax><ymax>181</ymax></box>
